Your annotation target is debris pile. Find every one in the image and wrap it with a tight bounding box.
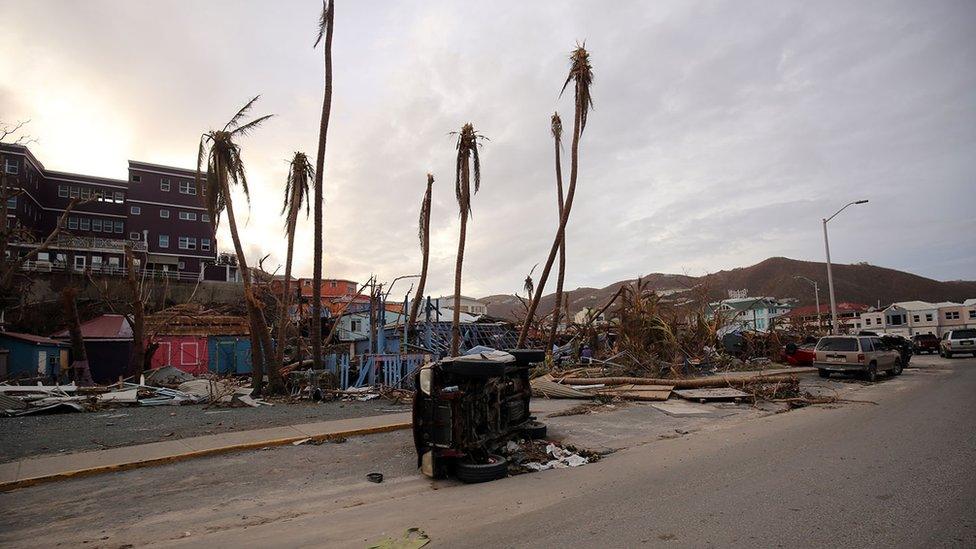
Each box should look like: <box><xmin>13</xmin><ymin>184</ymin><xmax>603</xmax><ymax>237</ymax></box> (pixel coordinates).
<box><xmin>502</xmin><ymin>439</ymin><xmax>600</xmax><ymax>474</ymax></box>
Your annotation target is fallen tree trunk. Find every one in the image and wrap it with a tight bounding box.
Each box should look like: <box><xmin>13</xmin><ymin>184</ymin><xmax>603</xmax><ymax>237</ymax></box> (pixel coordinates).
<box><xmin>557</xmin><ymin>371</ymin><xmax>808</xmax><ymax>389</ymax></box>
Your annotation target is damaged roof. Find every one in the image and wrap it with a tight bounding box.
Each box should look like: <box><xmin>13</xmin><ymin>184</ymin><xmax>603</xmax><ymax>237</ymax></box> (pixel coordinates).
<box><xmin>145</xmin><ymin>304</ymin><xmax>250</xmax><ymax>336</ymax></box>
<box><xmin>51</xmin><ymin>314</ymin><xmax>133</xmax><ymax>341</ymax></box>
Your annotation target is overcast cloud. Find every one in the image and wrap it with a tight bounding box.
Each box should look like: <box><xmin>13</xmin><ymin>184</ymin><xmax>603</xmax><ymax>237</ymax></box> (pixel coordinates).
<box><xmin>1</xmin><ymin>0</ymin><xmax>974</xmax><ymax>297</ymax></box>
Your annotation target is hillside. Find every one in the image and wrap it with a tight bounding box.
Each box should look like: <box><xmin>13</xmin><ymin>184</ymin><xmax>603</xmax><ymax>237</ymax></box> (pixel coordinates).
<box><xmin>480</xmin><ymin>257</ymin><xmax>976</xmax><ymax>321</ymax></box>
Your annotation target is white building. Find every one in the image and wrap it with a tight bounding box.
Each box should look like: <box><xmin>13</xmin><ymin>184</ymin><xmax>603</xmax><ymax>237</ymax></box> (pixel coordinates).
<box><xmin>706</xmin><ymin>293</ymin><xmax>793</xmax><ymax>333</ymax></box>
<box><xmin>434</xmin><ymin>295</ymin><xmax>487</xmax><ymax>316</ymax></box>
<box><xmin>860</xmin><ymin>299</ymin><xmax>976</xmax><ymax>336</ymax></box>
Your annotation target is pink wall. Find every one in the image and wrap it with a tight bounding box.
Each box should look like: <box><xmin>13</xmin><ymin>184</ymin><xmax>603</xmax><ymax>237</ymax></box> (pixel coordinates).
<box><xmin>149</xmin><ymin>336</ymin><xmax>209</xmax><ymax>375</ymax></box>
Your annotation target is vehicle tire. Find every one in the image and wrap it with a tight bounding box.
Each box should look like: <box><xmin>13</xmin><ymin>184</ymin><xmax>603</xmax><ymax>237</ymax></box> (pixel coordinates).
<box><xmin>455</xmin><ymin>454</ymin><xmax>508</xmax><ymax>484</ymax></box>
<box><xmin>945</xmin><ymin>351</ymin><xmax>954</xmax><ymax>359</ymax></box>
<box><xmin>865</xmin><ymin>363</ymin><xmax>878</xmax><ymax>383</ymax></box>
<box><xmin>521</xmin><ymin>420</ymin><xmax>547</xmax><ymax>439</ymax></box>
<box><xmin>818</xmin><ymin>369</ymin><xmax>829</xmax><ymax>379</ymax></box>
<box><xmin>891</xmin><ymin>359</ymin><xmax>903</xmax><ymax>376</ymax></box>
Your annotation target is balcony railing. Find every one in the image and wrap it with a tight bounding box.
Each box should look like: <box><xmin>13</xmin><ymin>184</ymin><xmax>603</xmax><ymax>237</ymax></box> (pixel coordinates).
<box><xmin>18</xmin><ymin>260</ymin><xmax>203</xmax><ymax>282</ymax></box>
<box><xmin>8</xmin><ymin>234</ymin><xmax>148</xmax><ymax>253</ymax></box>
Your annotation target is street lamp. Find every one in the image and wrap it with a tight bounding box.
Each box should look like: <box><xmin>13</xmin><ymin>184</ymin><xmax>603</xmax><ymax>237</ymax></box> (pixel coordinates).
<box><xmin>793</xmin><ymin>275</ymin><xmax>821</xmax><ymax>331</ymax></box>
<box><xmin>823</xmin><ymin>199</ymin><xmax>869</xmax><ymax>334</ymax></box>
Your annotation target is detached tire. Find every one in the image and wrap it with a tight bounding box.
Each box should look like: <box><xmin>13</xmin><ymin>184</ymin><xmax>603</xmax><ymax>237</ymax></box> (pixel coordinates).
<box><xmin>522</xmin><ymin>420</ymin><xmax>548</xmax><ymax>440</ymax></box>
<box><xmin>455</xmin><ymin>454</ymin><xmax>508</xmax><ymax>484</ymax></box>
<box><xmin>865</xmin><ymin>363</ymin><xmax>878</xmax><ymax>383</ymax></box>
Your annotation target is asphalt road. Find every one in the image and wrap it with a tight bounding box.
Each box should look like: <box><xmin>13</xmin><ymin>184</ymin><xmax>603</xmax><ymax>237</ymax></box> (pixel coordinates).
<box><xmin>1</xmin><ymin>355</ymin><xmax>973</xmax><ymax>548</ymax></box>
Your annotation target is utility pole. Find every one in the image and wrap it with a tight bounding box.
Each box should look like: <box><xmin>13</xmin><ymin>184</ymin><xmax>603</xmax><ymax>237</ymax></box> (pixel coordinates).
<box><xmin>793</xmin><ymin>275</ymin><xmax>821</xmax><ymax>332</ymax></box>
<box><xmin>823</xmin><ymin>200</ymin><xmax>869</xmax><ymax>334</ymax></box>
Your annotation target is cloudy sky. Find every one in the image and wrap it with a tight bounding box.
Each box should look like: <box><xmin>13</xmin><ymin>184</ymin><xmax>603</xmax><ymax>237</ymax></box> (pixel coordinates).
<box><xmin>2</xmin><ymin>0</ymin><xmax>974</xmax><ymax>298</ymax></box>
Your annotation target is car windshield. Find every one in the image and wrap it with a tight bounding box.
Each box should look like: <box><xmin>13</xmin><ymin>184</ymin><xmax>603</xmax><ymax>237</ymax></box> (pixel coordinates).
<box><xmin>952</xmin><ymin>329</ymin><xmax>976</xmax><ymax>339</ymax></box>
<box><xmin>816</xmin><ymin>337</ymin><xmax>858</xmax><ymax>352</ymax></box>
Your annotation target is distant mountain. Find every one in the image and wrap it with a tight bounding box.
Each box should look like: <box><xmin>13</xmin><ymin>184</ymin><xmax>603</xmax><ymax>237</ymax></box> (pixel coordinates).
<box><xmin>479</xmin><ymin>257</ymin><xmax>976</xmax><ymax>321</ymax></box>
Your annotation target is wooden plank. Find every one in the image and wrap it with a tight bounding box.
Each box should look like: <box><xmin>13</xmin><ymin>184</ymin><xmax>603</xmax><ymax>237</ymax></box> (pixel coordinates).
<box><xmin>673</xmin><ymin>388</ymin><xmax>751</xmax><ymax>401</ymax></box>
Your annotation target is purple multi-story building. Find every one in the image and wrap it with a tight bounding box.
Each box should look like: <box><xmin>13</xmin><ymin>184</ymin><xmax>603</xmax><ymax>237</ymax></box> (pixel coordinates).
<box><xmin>1</xmin><ymin>143</ymin><xmax>218</xmax><ymax>279</ymax></box>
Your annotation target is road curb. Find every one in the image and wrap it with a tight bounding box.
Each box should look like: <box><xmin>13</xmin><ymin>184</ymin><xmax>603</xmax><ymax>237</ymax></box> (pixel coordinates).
<box><xmin>0</xmin><ymin>421</ymin><xmax>412</xmax><ymax>493</ymax></box>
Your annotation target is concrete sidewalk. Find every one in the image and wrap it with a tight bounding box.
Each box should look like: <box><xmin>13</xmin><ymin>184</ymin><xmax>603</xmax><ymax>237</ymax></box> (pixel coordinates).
<box><xmin>0</xmin><ymin>412</ymin><xmax>412</xmax><ymax>492</ymax></box>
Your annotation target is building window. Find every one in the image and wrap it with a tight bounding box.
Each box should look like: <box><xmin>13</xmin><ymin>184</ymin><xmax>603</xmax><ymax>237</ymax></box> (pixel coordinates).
<box><xmin>68</xmin><ymin>217</ymin><xmax>79</xmax><ymax>230</ymax></box>
<box><xmin>179</xmin><ymin>211</ymin><xmax>198</xmax><ymax>221</ymax></box>
<box><xmin>969</xmin><ymin>311</ymin><xmax>976</xmax><ymax>320</ymax></box>
<box><xmin>58</xmin><ymin>185</ymin><xmax>69</xmax><ymax>198</ymax></box>
<box><xmin>73</xmin><ymin>255</ymin><xmax>86</xmax><ymax>270</ymax></box>
<box><xmin>946</xmin><ymin>311</ymin><xmax>960</xmax><ymax>320</ymax></box>
<box><xmin>159</xmin><ymin>234</ymin><xmax>169</xmax><ymax>248</ymax></box>
<box><xmin>201</xmin><ymin>238</ymin><xmax>211</xmax><ymax>251</ymax></box>
<box><xmin>114</xmin><ymin>221</ymin><xmax>123</xmax><ymax>233</ymax></box>
<box><xmin>178</xmin><ymin>237</ymin><xmax>197</xmax><ymax>250</ymax></box>
<box><xmin>178</xmin><ymin>261</ymin><xmax>185</xmax><ymax>270</ymax></box>
<box><xmin>160</xmin><ymin>179</ymin><xmax>170</xmax><ymax>191</ymax></box>
<box><xmin>130</xmin><ymin>206</ymin><xmax>141</xmax><ymax>215</ymax></box>
<box><xmin>114</xmin><ymin>191</ymin><xmax>124</xmax><ymax>202</ymax></box>
<box><xmin>912</xmin><ymin>315</ymin><xmax>920</xmax><ymax>323</ymax></box>
<box><xmin>81</xmin><ymin>188</ymin><xmax>91</xmax><ymax>199</ymax></box>
<box><xmin>93</xmin><ymin>219</ymin><xmax>102</xmax><ymax>232</ymax></box>
<box><xmin>926</xmin><ymin>314</ymin><xmax>933</xmax><ymax>322</ymax></box>
<box><xmin>179</xmin><ymin>181</ymin><xmax>197</xmax><ymax>195</ymax></box>
<box><xmin>865</xmin><ymin>318</ymin><xmax>872</xmax><ymax>325</ymax></box>
<box><xmin>69</xmin><ymin>187</ymin><xmax>80</xmax><ymax>199</ymax></box>
<box><xmin>5</xmin><ymin>197</ymin><xmax>15</xmax><ymax>209</ymax></box>
<box><xmin>130</xmin><ymin>232</ymin><xmax>140</xmax><ymax>241</ymax></box>
<box><xmin>201</xmin><ymin>213</ymin><xmax>210</xmax><ymax>223</ymax></box>
<box><xmin>3</xmin><ymin>158</ymin><xmax>18</xmax><ymax>174</ymax></box>
<box><xmin>80</xmin><ymin>218</ymin><xmax>91</xmax><ymax>231</ymax></box>
<box><xmin>131</xmin><ymin>174</ymin><xmax>141</xmax><ymax>182</ymax></box>
<box><xmin>160</xmin><ymin>209</ymin><xmax>170</xmax><ymax>219</ymax></box>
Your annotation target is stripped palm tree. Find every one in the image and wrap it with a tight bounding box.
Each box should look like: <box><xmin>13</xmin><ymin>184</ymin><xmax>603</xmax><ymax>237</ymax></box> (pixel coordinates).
<box><xmin>518</xmin><ymin>44</ymin><xmax>593</xmax><ymax>347</ymax></box>
<box><xmin>546</xmin><ymin>112</ymin><xmax>566</xmax><ymax>352</ymax></box>
<box><xmin>406</xmin><ymin>174</ymin><xmax>434</xmax><ymax>333</ymax></box>
<box><xmin>275</xmin><ymin>152</ymin><xmax>313</xmax><ymax>369</ymax></box>
<box><xmin>196</xmin><ymin>96</ymin><xmax>278</xmax><ymax>394</ymax></box>
<box><xmin>311</xmin><ymin>0</ymin><xmax>335</xmax><ymax>370</ymax></box>
<box><xmin>450</xmin><ymin>123</ymin><xmax>485</xmax><ymax>356</ymax></box>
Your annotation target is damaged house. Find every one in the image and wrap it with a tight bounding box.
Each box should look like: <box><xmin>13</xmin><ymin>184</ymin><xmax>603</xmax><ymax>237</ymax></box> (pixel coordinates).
<box><xmin>145</xmin><ymin>305</ymin><xmax>251</xmax><ymax>375</ymax></box>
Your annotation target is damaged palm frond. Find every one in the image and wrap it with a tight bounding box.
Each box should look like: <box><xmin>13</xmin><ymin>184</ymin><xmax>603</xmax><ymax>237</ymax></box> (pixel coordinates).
<box><xmin>523</xmin><ymin>263</ymin><xmax>538</xmax><ymax>298</ymax></box>
<box><xmin>407</xmin><ymin>174</ymin><xmax>435</xmax><ymax>332</ymax></box>
<box><xmin>281</xmin><ymin>152</ymin><xmax>313</xmax><ymax>223</ymax></box>
<box><xmin>314</xmin><ymin>0</ymin><xmax>333</xmax><ymax>48</ymax></box>
<box><xmin>560</xmin><ymin>44</ymin><xmax>594</xmax><ymax>134</ymax></box>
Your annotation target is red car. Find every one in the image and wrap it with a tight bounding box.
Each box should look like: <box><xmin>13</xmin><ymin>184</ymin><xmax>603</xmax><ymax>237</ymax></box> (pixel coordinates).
<box><xmin>912</xmin><ymin>333</ymin><xmax>939</xmax><ymax>354</ymax></box>
<box><xmin>783</xmin><ymin>342</ymin><xmax>817</xmax><ymax>366</ymax></box>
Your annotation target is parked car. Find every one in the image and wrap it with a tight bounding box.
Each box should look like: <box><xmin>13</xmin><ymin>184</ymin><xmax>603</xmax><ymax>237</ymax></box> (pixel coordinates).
<box><xmin>413</xmin><ymin>348</ymin><xmax>546</xmax><ymax>483</ymax></box>
<box><xmin>940</xmin><ymin>329</ymin><xmax>976</xmax><ymax>358</ymax></box>
<box><xmin>911</xmin><ymin>333</ymin><xmax>940</xmax><ymax>354</ymax></box>
<box><xmin>814</xmin><ymin>335</ymin><xmax>903</xmax><ymax>381</ymax></box>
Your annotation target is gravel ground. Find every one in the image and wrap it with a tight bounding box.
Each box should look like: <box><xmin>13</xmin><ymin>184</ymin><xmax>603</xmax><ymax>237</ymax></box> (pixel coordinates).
<box><xmin>0</xmin><ymin>399</ymin><xmax>412</xmax><ymax>463</ymax></box>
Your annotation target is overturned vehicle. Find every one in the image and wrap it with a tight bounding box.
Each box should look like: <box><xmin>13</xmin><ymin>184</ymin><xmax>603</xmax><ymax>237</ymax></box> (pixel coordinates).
<box><xmin>413</xmin><ymin>348</ymin><xmax>547</xmax><ymax>483</ymax></box>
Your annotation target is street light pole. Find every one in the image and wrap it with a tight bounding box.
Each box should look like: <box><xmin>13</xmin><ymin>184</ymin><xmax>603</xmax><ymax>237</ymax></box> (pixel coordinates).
<box><xmin>823</xmin><ymin>199</ymin><xmax>869</xmax><ymax>335</ymax></box>
<box><xmin>793</xmin><ymin>275</ymin><xmax>820</xmax><ymax>331</ymax></box>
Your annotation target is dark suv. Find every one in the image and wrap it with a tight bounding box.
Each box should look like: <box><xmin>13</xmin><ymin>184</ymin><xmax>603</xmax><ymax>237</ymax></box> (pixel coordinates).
<box><xmin>413</xmin><ymin>348</ymin><xmax>546</xmax><ymax>483</ymax></box>
<box><xmin>911</xmin><ymin>333</ymin><xmax>940</xmax><ymax>354</ymax></box>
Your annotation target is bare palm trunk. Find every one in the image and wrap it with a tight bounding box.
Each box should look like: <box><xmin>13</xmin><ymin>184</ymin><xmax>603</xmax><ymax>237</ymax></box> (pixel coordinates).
<box><xmin>312</xmin><ymin>0</ymin><xmax>335</xmax><ymax>370</ymax></box>
<box><xmin>218</xmin><ymin>170</ymin><xmax>273</xmax><ymax>393</ymax></box>
<box><xmin>547</xmin><ymin>127</ymin><xmax>566</xmax><ymax>352</ymax></box>
<box><xmin>275</xmin><ymin>200</ymin><xmax>299</xmax><ymax>368</ymax></box>
<box><xmin>125</xmin><ymin>246</ymin><xmax>145</xmax><ymax>380</ymax></box>
<box><xmin>407</xmin><ymin>175</ymin><xmax>433</xmax><ymax>333</ymax></box>
<box><xmin>517</xmin><ymin>105</ymin><xmax>584</xmax><ymax>347</ymax></box>
<box><xmin>61</xmin><ymin>286</ymin><xmax>93</xmax><ymax>385</ymax></box>
<box><xmin>451</xmin><ymin>209</ymin><xmax>467</xmax><ymax>356</ymax></box>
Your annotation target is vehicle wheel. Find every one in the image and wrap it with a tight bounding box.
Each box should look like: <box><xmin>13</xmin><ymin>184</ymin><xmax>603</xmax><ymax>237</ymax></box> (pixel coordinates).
<box><xmin>891</xmin><ymin>359</ymin><xmax>903</xmax><ymax>376</ymax></box>
<box><xmin>865</xmin><ymin>363</ymin><xmax>878</xmax><ymax>383</ymax></box>
<box><xmin>818</xmin><ymin>369</ymin><xmax>830</xmax><ymax>379</ymax></box>
<box><xmin>946</xmin><ymin>351</ymin><xmax>954</xmax><ymax>359</ymax></box>
<box><xmin>521</xmin><ymin>420</ymin><xmax>547</xmax><ymax>440</ymax></box>
<box><xmin>455</xmin><ymin>454</ymin><xmax>508</xmax><ymax>484</ymax></box>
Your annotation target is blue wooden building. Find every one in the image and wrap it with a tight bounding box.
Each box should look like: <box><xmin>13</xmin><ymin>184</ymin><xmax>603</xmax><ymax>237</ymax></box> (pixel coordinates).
<box><xmin>0</xmin><ymin>331</ymin><xmax>69</xmax><ymax>380</ymax></box>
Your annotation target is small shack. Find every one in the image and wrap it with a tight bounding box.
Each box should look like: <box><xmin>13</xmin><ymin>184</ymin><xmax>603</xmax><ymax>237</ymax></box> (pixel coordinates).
<box><xmin>145</xmin><ymin>305</ymin><xmax>251</xmax><ymax>375</ymax></box>
<box><xmin>52</xmin><ymin>314</ymin><xmax>134</xmax><ymax>383</ymax></box>
<box><xmin>0</xmin><ymin>332</ymin><xmax>69</xmax><ymax>380</ymax></box>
